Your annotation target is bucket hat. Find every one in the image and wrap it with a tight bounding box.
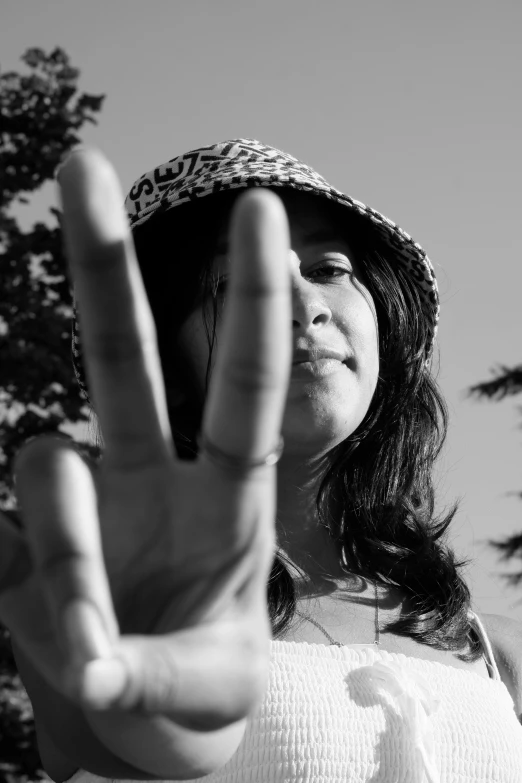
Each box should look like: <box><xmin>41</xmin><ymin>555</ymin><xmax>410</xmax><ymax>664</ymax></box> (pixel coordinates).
<box><xmin>71</xmin><ymin>138</ymin><xmax>439</xmax><ymax>402</ymax></box>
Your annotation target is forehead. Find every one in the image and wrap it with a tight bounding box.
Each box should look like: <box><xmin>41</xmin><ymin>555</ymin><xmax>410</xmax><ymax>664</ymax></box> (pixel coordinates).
<box><xmin>278</xmin><ymin>188</ymin><xmax>339</xmax><ymax>220</ymax></box>
<box><xmin>282</xmin><ymin>190</ymin><xmax>346</xmax><ymax>239</ymax></box>
<box><xmin>215</xmin><ymin>188</ymin><xmax>346</xmax><ymax>246</ymax></box>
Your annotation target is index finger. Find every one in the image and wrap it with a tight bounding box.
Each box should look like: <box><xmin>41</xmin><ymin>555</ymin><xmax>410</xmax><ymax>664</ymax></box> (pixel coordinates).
<box><xmin>58</xmin><ymin>150</ymin><xmax>172</xmax><ymax>469</ymax></box>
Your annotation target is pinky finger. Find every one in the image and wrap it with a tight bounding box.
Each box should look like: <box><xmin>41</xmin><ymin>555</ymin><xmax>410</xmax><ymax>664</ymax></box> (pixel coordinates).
<box><xmin>9</xmin><ymin>440</ymin><xmax>122</xmax><ymax>703</ymax></box>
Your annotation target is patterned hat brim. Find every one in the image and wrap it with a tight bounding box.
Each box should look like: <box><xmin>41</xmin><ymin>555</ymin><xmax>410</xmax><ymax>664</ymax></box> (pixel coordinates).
<box><xmin>71</xmin><ymin>139</ymin><xmax>439</xmax><ymax>404</ymax></box>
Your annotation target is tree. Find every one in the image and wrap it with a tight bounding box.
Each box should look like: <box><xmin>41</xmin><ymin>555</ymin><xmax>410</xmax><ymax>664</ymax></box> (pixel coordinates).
<box><xmin>0</xmin><ymin>46</ymin><xmax>104</xmax><ymax>507</ymax></box>
<box><xmin>0</xmin><ymin>47</ymin><xmax>105</xmax><ymax>783</ymax></box>
<box><xmin>468</xmin><ymin>364</ymin><xmax>522</xmax><ymax>588</ymax></box>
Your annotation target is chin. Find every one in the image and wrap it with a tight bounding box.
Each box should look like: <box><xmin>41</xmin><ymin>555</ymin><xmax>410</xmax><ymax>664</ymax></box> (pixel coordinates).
<box><xmin>281</xmin><ymin>376</ymin><xmax>375</xmax><ymax>457</ymax></box>
<box><xmin>281</xmin><ymin>406</ymin><xmax>365</xmax><ymax>457</ymax></box>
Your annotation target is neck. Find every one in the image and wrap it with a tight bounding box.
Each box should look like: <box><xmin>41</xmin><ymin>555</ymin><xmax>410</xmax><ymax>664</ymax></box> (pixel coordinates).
<box><xmin>274</xmin><ymin>451</ymin><xmax>409</xmax><ymax>614</ymax></box>
<box><xmin>275</xmin><ymin>451</ymin><xmax>347</xmax><ymax>589</ymax></box>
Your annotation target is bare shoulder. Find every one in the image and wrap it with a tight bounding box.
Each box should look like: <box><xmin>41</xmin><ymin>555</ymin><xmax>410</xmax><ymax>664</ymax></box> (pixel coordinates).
<box><xmin>480</xmin><ymin>613</ymin><xmax>522</xmax><ymax>720</ymax></box>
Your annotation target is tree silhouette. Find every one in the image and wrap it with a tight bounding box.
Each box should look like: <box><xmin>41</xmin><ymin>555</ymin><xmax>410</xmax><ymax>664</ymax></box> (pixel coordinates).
<box><xmin>0</xmin><ymin>47</ymin><xmax>104</xmax><ymax>783</ymax></box>
<box><xmin>468</xmin><ymin>364</ymin><xmax>522</xmax><ymax>588</ymax></box>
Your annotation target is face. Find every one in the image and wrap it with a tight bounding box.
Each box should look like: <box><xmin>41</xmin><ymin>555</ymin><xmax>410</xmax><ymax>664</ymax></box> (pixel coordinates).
<box><xmin>177</xmin><ymin>190</ymin><xmax>380</xmax><ymax>457</ymax></box>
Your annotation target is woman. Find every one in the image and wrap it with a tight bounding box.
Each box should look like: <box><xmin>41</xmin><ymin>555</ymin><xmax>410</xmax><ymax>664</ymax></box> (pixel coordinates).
<box><xmin>1</xmin><ymin>139</ymin><xmax>521</xmax><ymax>782</ymax></box>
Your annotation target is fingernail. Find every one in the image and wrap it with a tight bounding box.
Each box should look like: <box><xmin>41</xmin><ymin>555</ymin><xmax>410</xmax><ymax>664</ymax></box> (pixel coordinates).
<box><xmin>80</xmin><ymin>657</ymin><xmax>128</xmax><ymax>709</ymax></box>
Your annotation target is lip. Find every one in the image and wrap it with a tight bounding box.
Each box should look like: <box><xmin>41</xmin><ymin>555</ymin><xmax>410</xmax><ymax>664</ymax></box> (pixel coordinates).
<box><xmin>291</xmin><ymin>347</ymin><xmax>348</xmax><ymax>380</ymax></box>
<box><xmin>291</xmin><ymin>357</ymin><xmax>346</xmax><ymax>379</ymax></box>
<box><xmin>292</xmin><ymin>348</ymin><xmax>347</xmax><ymax>365</ymax></box>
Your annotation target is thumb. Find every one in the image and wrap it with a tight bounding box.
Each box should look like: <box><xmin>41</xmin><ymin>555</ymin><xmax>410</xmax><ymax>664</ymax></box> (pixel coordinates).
<box><xmin>9</xmin><ymin>437</ymin><xmax>121</xmax><ymax>703</ymax></box>
<box><xmin>96</xmin><ymin>620</ymin><xmax>270</xmax><ymax>730</ymax></box>
<box><xmin>62</xmin><ymin>600</ymin><xmax>128</xmax><ymax>708</ymax></box>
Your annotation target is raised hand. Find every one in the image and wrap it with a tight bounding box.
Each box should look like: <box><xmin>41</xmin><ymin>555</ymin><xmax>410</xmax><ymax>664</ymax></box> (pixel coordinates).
<box><xmin>0</xmin><ymin>149</ymin><xmax>291</xmax><ymax>774</ymax></box>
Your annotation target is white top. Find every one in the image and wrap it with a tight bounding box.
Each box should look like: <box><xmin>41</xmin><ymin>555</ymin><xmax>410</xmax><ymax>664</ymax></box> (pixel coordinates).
<box><xmin>68</xmin><ymin>611</ymin><xmax>522</xmax><ymax>783</ymax></box>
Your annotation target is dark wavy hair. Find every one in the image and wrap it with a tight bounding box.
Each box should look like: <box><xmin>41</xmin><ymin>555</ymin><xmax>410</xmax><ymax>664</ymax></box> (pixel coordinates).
<box><xmin>89</xmin><ymin>188</ymin><xmax>482</xmax><ymax>664</ymax></box>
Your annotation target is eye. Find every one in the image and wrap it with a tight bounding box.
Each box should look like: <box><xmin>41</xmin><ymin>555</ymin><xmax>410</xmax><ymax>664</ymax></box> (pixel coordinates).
<box><xmin>307</xmin><ymin>261</ymin><xmax>354</xmax><ymax>280</ymax></box>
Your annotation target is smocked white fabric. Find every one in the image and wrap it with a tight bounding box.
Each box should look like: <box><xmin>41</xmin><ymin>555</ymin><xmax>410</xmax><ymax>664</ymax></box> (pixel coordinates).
<box><xmin>68</xmin><ymin>612</ymin><xmax>522</xmax><ymax>783</ymax></box>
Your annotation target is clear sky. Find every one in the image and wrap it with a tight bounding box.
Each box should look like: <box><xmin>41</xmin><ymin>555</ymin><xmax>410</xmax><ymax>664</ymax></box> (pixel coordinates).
<box><xmin>2</xmin><ymin>0</ymin><xmax>521</xmax><ymax>619</ymax></box>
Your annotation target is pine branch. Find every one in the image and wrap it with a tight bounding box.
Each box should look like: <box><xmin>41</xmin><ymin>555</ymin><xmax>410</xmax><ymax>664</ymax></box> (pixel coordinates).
<box><xmin>468</xmin><ymin>365</ymin><xmax>522</xmax><ymax>401</ymax></box>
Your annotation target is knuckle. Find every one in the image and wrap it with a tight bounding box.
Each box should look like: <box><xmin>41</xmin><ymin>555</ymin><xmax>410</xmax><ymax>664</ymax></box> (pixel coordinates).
<box><xmin>38</xmin><ymin>552</ymin><xmax>85</xmax><ymax>606</ymax></box>
<box><xmin>86</xmin><ymin>331</ymin><xmax>158</xmax><ymax>370</ymax></box>
<box><xmin>39</xmin><ymin>549</ymin><xmax>83</xmax><ymax>583</ymax></box>
<box><xmin>87</xmin><ymin>332</ymin><xmax>144</xmax><ymax>365</ymax></box>
<box><xmin>223</xmin><ymin>361</ymin><xmax>282</xmax><ymax>394</ymax></box>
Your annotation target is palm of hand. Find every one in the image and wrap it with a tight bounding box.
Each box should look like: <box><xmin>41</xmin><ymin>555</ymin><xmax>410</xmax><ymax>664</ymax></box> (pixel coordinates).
<box><xmin>0</xmin><ymin>148</ymin><xmax>290</xmax><ymax>732</ymax></box>
<box><xmin>99</xmin><ymin>458</ymin><xmax>274</xmax><ymax>638</ymax></box>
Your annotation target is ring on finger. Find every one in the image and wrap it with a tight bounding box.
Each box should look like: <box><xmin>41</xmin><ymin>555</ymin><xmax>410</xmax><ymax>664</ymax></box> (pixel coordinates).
<box><xmin>197</xmin><ymin>433</ymin><xmax>284</xmax><ymax>474</ymax></box>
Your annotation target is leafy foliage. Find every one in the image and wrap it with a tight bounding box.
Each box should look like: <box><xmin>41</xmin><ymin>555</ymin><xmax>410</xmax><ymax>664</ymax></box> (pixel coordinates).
<box><xmin>0</xmin><ymin>626</ymin><xmax>43</xmax><ymax>783</ymax></box>
<box><xmin>468</xmin><ymin>363</ymin><xmax>522</xmax><ymax>587</ymax></box>
<box><xmin>468</xmin><ymin>365</ymin><xmax>522</xmax><ymax>402</ymax></box>
<box><xmin>0</xmin><ymin>46</ymin><xmax>104</xmax><ymax>506</ymax></box>
<box><xmin>0</xmin><ymin>47</ymin><xmax>105</xmax><ymax>782</ymax></box>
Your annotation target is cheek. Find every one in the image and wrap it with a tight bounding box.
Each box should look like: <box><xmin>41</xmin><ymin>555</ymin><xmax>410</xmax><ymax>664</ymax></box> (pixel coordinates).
<box><xmin>362</xmin><ymin>311</ymin><xmax>380</xmax><ymax>394</ymax></box>
<box><xmin>178</xmin><ymin>290</ymin><xmax>380</xmax><ymax>411</ymax></box>
<box><xmin>338</xmin><ymin>290</ymin><xmax>380</xmax><ymax>394</ymax></box>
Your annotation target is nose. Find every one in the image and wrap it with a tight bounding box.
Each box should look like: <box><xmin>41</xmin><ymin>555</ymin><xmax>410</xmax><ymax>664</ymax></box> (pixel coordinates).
<box><xmin>289</xmin><ymin>251</ymin><xmax>332</xmax><ymax>331</ymax></box>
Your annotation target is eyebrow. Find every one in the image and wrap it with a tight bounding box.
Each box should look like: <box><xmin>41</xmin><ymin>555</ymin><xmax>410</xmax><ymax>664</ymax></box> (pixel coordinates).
<box><xmin>299</xmin><ymin>228</ymin><xmax>347</xmax><ymax>245</ymax></box>
<box><xmin>214</xmin><ymin>228</ymin><xmax>347</xmax><ymax>256</ymax></box>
